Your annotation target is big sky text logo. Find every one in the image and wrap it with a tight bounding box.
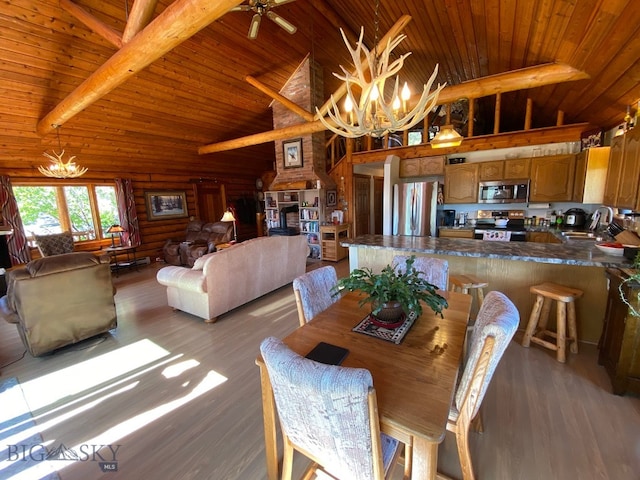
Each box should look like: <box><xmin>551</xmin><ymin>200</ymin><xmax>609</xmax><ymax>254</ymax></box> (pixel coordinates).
<box><xmin>6</xmin><ymin>443</ymin><xmax>121</xmax><ymax>472</ymax></box>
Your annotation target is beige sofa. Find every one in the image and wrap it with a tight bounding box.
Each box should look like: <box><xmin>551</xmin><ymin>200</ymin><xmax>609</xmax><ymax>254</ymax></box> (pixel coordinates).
<box><xmin>0</xmin><ymin>252</ymin><xmax>117</xmax><ymax>356</ymax></box>
<box><xmin>156</xmin><ymin>235</ymin><xmax>309</xmax><ymax>322</ymax></box>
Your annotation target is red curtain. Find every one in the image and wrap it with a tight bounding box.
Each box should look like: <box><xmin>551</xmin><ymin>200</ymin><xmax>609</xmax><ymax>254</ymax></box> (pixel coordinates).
<box><xmin>114</xmin><ymin>178</ymin><xmax>141</xmax><ymax>247</ymax></box>
<box><xmin>0</xmin><ymin>176</ymin><xmax>31</xmax><ymax>265</ymax></box>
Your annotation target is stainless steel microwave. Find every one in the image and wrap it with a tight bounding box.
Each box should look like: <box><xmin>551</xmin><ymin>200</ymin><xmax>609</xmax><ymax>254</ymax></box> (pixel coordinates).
<box><xmin>478</xmin><ymin>179</ymin><xmax>529</xmax><ymax>204</ymax></box>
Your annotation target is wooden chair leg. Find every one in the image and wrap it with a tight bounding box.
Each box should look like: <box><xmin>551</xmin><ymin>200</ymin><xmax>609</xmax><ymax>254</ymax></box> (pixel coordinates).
<box><xmin>281</xmin><ymin>438</ymin><xmax>294</xmax><ymax>480</ymax></box>
<box><xmin>522</xmin><ymin>294</ymin><xmax>544</xmax><ymax>347</ymax></box>
<box><xmin>455</xmin><ymin>425</ymin><xmax>476</xmax><ymax>480</ymax></box>
<box><xmin>403</xmin><ymin>443</ymin><xmax>413</xmax><ymax>480</ymax></box>
<box><xmin>567</xmin><ymin>301</ymin><xmax>579</xmax><ymax>354</ymax></box>
<box><xmin>535</xmin><ymin>296</ymin><xmax>552</xmax><ymax>337</ymax></box>
<box><xmin>556</xmin><ymin>302</ymin><xmax>567</xmax><ymax>363</ymax></box>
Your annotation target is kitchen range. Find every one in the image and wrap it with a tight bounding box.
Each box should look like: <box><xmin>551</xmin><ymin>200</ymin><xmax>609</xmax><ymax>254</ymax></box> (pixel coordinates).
<box><xmin>473</xmin><ymin>210</ymin><xmax>527</xmax><ymax>241</ymax></box>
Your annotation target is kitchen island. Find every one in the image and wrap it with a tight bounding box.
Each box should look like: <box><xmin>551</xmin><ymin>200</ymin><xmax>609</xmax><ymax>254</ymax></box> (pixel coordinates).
<box><xmin>342</xmin><ymin>235</ymin><xmax>632</xmax><ymax>344</ymax></box>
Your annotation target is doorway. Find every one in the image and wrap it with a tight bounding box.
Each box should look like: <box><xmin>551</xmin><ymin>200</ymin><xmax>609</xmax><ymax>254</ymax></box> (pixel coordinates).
<box><xmin>193</xmin><ymin>183</ymin><xmax>226</xmax><ymax>223</ymax></box>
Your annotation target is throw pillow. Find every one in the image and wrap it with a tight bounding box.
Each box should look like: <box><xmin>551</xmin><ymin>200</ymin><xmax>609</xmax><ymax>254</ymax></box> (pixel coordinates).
<box><xmin>34</xmin><ymin>231</ymin><xmax>74</xmax><ymax>257</ymax></box>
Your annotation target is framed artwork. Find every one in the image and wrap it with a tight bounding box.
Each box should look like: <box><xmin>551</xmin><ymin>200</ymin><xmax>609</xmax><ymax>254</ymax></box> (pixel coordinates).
<box><xmin>326</xmin><ymin>190</ymin><xmax>337</xmax><ymax>207</ymax></box>
<box><xmin>580</xmin><ymin>128</ymin><xmax>604</xmax><ymax>150</ymax></box>
<box><xmin>145</xmin><ymin>190</ymin><xmax>188</xmax><ymax>221</ymax></box>
<box><xmin>283</xmin><ymin>138</ymin><xmax>303</xmax><ymax>169</ymax></box>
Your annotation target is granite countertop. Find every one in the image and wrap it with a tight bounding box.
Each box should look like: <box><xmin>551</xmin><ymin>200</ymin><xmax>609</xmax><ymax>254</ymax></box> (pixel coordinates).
<box><xmin>341</xmin><ymin>234</ymin><xmax>632</xmax><ymax>267</ymax></box>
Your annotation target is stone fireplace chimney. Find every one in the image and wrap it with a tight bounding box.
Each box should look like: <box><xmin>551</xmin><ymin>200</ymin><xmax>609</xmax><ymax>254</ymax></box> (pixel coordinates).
<box><xmin>269</xmin><ymin>57</ymin><xmax>336</xmax><ymax>191</ymax></box>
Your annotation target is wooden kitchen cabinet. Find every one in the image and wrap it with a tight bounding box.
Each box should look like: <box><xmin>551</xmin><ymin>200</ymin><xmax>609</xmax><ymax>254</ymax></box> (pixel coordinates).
<box><xmin>603</xmin><ymin>134</ymin><xmax>624</xmax><ymax>207</ymax></box>
<box><xmin>525</xmin><ymin>231</ymin><xmax>562</xmax><ymax>243</ymax></box>
<box><xmin>478</xmin><ymin>161</ymin><xmax>504</xmax><ymax>180</ymax></box>
<box><xmin>572</xmin><ymin>146</ymin><xmax>610</xmax><ymax>203</ymax></box>
<box><xmin>504</xmin><ymin>158</ymin><xmax>531</xmax><ymax>179</ymax></box>
<box><xmin>444</xmin><ymin>163</ymin><xmax>478</xmax><ymax>203</ymax></box>
<box><xmin>438</xmin><ymin>228</ymin><xmax>474</xmax><ymax>239</ymax></box>
<box><xmin>599</xmin><ymin>269</ymin><xmax>640</xmax><ymax>396</ymax></box>
<box><xmin>617</xmin><ymin>127</ymin><xmax>640</xmax><ymax>209</ymax></box>
<box><xmin>529</xmin><ymin>155</ymin><xmax>576</xmax><ymax>202</ymax></box>
<box><xmin>399</xmin><ymin>156</ymin><xmax>445</xmax><ymax>178</ymax></box>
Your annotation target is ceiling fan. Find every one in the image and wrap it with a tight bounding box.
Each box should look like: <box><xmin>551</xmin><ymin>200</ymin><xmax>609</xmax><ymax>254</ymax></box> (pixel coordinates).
<box><xmin>230</xmin><ymin>0</ymin><xmax>298</xmax><ymax>40</ymax></box>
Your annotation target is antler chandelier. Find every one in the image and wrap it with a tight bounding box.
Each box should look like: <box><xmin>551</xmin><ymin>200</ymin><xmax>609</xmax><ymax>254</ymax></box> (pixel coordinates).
<box><xmin>318</xmin><ymin>22</ymin><xmax>444</xmax><ymax>138</ymax></box>
<box><xmin>38</xmin><ymin>125</ymin><xmax>87</xmax><ymax>179</ymax></box>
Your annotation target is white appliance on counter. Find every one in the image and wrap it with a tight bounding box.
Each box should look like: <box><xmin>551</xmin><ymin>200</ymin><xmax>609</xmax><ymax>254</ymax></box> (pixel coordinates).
<box><xmin>392</xmin><ymin>181</ymin><xmax>439</xmax><ymax>236</ymax></box>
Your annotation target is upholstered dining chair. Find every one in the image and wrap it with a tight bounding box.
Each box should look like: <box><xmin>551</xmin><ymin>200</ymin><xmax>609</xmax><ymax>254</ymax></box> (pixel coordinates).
<box><xmin>392</xmin><ymin>255</ymin><xmax>449</xmax><ymax>291</ymax></box>
<box><xmin>446</xmin><ymin>291</ymin><xmax>519</xmax><ymax>480</ymax></box>
<box><xmin>292</xmin><ymin>265</ymin><xmax>339</xmax><ymax>326</ymax></box>
<box><xmin>259</xmin><ymin>336</ymin><xmax>404</xmax><ymax>480</ymax></box>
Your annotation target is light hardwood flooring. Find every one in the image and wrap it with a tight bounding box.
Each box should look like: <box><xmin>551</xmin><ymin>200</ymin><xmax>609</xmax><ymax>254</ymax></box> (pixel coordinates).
<box><xmin>1</xmin><ymin>259</ymin><xmax>639</xmax><ymax>480</ymax></box>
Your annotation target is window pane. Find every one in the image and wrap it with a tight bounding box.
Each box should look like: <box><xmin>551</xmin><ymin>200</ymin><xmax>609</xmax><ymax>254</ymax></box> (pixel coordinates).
<box><xmin>13</xmin><ymin>186</ymin><xmax>61</xmax><ymax>240</ymax></box>
<box><xmin>95</xmin><ymin>186</ymin><xmax>119</xmax><ymax>235</ymax></box>
<box><xmin>64</xmin><ymin>186</ymin><xmax>95</xmax><ymax>240</ymax></box>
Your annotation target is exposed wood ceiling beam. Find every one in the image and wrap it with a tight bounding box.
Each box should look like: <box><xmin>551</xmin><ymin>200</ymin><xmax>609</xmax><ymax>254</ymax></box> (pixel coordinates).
<box><xmin>199</xmin><ymin>63</ymin><xmax>589</xmax><ymax>155</ymax></box>
<box><xmin>245</xmin><ymin>75</ymin><xmax>314</xmax><ymax>122</ymax></box>
<box><xmin>37</xmin><ymin>0</ymin><xmax>245</xmax><ymax>136</ymax></box>
<box><xmin>60</xmin><ymin>0</ymin><xmax>123</xmax><ymax>48</ymax></box>
<box><xmin>122</xmin><ymin>0</ymin><xmax>160</xmax><ymax>43</ymax></box>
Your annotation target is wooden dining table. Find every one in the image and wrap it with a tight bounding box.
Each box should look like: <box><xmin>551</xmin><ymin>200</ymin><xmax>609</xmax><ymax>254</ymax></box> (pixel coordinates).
<box><xmin>256</xmin><ymin>289</ymin><xmax>472</xmax><ymax>480</ymax></box>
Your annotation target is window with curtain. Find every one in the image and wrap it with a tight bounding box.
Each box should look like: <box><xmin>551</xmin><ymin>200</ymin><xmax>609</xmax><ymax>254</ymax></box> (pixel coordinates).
<box><xmin>13</xmin><ymin>184</ymin><xmax>119</xmax><ymax>246</ymax></box>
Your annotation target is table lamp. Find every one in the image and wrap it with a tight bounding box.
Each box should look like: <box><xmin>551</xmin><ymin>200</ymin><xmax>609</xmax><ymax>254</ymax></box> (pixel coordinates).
<box><xmin>106</xmin><ymin>224</ymin><xmax>125</xmax><ymax>247</ymax></box>
<box><xmin>220</xmin><ymin>210</ymin><xmax>237</xmax><ymax>243</ymax></box>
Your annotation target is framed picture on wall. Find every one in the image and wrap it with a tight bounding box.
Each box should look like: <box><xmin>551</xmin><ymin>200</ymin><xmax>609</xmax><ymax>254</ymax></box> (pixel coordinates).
<box><xmin>145</xmin><ymin>190</ymin><xmax>188</xmax><ymax>221</ymax></box>
<box><xmin>326</xmin><ymin>190</ymin><xmax>337</xmax><ymax>207</ymax></box>
<box><xmin>283</xmin><ymin>138</ymin><xmax>303</xmax><ymax>169</ymax></box>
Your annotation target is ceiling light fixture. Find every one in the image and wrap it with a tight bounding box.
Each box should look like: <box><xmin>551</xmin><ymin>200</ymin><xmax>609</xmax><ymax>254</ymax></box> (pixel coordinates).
<box><xmin>317</xmin><ymin>1</ymin><xmax>444</xmax><ymax>138</ymax></box>
<box><xmin>38</xmin><ymin>125</ymin><xmax>87</xmax><ymax>179</ymax></box>
<box><xmin>430</xmin><ymin>124</ymin><xmax>464</xmax><ymax>149</ymax></box>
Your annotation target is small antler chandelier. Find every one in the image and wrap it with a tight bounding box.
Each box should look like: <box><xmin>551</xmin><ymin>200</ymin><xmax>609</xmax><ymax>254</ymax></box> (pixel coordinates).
<box><xmin>38</xmin><ymin>125</ymin><xmax>88</xmax><ymax>179</ymax></box>
<box><xmin>317</xmin><ymin>1</ymin><xmax>444</xmax><ymax>138</ymax></box>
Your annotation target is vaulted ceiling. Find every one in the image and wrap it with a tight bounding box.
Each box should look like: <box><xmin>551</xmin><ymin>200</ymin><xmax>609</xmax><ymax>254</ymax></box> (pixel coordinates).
<box><xmin>2</xmin><ymin>0</ymin><xmax>640</xmax><ymax>173</ymax></box>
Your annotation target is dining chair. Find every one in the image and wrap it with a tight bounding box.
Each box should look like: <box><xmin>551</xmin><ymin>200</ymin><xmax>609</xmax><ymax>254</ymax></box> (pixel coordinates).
<box><xmin>392</xmin><ymin>255</ymin><xmax>449</xmax><ymax>290</ymax></box>
<box><xmin>292</xmin><ymin>265</ymin><xmax>339</xmax><ymax>326</ymax></box>
<box><xmin>259</xmin><ymin>336</ymin><xmax>403</xmax><ymax>480</ymax></box>
<box><xmin>446</xmin><ymin>291</ymin><xmax>519</xmax><ymax>480</ymax></box>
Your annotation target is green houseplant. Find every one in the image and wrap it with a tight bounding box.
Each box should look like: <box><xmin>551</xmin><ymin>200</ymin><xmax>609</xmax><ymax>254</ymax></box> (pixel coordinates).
<box><xmin>619</xmin><ymin>252</ymin><xmax>640</xmax><ymax>317</ymax></box>
<box><xmin>332</xmin><ymin>255</ymin><xmax>449</xmax><ymax>321</ymax></box>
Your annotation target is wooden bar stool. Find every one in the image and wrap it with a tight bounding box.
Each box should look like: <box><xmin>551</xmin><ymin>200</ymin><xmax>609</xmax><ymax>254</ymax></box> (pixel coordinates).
<box><xmin>449</xmin><ymin>274</ymin><xmax>488</xmax><ymax>317</ymax></box>
<box><xmin>521</xmin><ymin>282</ymin><xmax>583</xmax><ymax>363</ymax></box>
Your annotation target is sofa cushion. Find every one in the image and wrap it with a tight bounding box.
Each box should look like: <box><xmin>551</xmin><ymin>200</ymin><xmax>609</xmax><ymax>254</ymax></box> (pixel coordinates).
<box><xmin>34</xmin><ymin>231</ymin><xmax>74</xmax><ymax>256</ymax></box>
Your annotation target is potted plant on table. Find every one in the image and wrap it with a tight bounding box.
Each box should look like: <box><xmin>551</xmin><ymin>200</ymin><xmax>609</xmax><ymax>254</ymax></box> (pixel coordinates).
<box><xmin>333</xmin><ymin>255</ymin><xmax>449</xmax><ymax>325</ymax></box>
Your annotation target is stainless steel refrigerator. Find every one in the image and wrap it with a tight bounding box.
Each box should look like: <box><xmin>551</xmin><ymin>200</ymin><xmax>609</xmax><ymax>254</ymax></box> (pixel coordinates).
<box><xmin>392</xmin><ymin>181</ymin><xmax>438</xmax><ymax>236</ymax></box>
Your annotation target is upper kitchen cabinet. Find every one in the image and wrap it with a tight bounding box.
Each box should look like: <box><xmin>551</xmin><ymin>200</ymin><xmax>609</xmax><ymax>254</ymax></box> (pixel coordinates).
<box><xmin>603</xmin><ymin>135</ymin><xmax>624</xmax><ymax>207</ymax></box>
<box><xmin>617</xmin><ymin>128</ymin><xmax>640</xmax><ymax>209</ymax></box>
<box><xmin>399</xmin><ymin>156</ymin><xmax>445</xmax><ymax>178</ymax></box>
<box><xmin>504</xmin><ymin>158</ymin><xmax>531</xmax><ymax>179</ymax></box>
<box><xmin>478</xmin><ymin>161</ymin><xmax>504</xmax><ymax>181</ymax></box>
<box><xmin>572</xmin><ymin>146</ymin><xmax>610</xmax><ymax>204</ymax></box>
<box><xmin>444</xmin><ymin>163</ymin><xmax>478</xmax><ymax>203</ymax></box>
<box><xmin>529</xmin><ymin>155</ymin><xmax>576</xmax><ymax>202</ymax></box>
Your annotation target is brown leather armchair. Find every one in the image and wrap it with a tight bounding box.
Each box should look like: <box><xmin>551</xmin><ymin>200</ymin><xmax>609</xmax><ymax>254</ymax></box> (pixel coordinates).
<box><xmin>0</xmin><ymin>252</ymin><xmax>117</xmax><ymax>356</ymax></box>
<box><xmin>163</xmin><ymin>220</ymin><xmax>233</xmax><ymax>267</ymax></box>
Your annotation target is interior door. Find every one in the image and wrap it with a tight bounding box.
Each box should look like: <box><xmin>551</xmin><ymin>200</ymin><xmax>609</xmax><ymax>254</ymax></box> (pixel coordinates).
<box><xmin>193</xmin><ymin>183</ymin><xmax>226</xmax><ymax>223</ymax></box>
<box><xmin>373</xmin><ymin>176</ymin><xmax>383</xmax><ymax>234</ymax></box>
<box><xmin>354</xmin><ymin>175</ymin><xmax>370</xmax><ymax>236</ymax></box>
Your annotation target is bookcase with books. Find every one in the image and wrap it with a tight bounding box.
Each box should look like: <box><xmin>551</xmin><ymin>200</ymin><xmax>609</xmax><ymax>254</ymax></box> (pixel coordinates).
<box><xmin>264</xmin><ymin>189</ymin><xmax>325</xmax><ymax>260</ymax></box>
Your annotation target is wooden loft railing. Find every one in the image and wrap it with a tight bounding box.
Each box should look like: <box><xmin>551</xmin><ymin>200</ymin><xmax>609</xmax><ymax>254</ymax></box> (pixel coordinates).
<box><xmin>325</xmin><ymin>91</ymin><xmax>594</xmax><ymax>170</ymax></box>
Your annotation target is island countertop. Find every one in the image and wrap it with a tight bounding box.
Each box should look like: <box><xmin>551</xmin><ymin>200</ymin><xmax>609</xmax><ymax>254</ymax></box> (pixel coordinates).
<box><xmin>341</xmin><ymin>234</ymin><xmax>631</xmax><ymax>268</ymax></box>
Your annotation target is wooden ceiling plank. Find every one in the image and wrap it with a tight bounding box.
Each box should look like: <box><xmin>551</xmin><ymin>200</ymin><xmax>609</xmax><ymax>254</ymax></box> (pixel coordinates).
<box><xmin>497</xmin><ymin>0</ymin><xmax>516</xmax><ymax>73</ymax></box>
<box><xmin>59</xmin><ymin>0</ymin><xmax>123</xmax><ymax>48</ymax></box>
<box><xmin>122</xmin><ymin>0</ymin><xmax>159</xmax><ymax>43</ymax></box>
<box><xmin>36</xmin><ymin>0</ymin><xmax>245</xmax><ymax>136</ymax></box>
<box><xmin>469</xmin><ymin>0</ymin><xmax>489</xmax><ymax>77</ymax></box>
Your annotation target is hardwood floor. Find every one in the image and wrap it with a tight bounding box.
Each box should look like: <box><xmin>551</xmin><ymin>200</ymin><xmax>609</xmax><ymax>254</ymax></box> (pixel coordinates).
<box><xmin>1</xmin><ymin>259</ymin><xmax>639</xmax><ymax>480</ymax></box>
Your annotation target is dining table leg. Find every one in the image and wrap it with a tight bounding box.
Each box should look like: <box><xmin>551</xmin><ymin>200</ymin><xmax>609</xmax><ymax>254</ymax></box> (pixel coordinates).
<box><xmin>411</xmin><ymin>436</ymin><xmax>438</xmax><ymax>480</ymax></box>
<box><xmin>257</xmin><ymin>360</ymin><xmax>279</xmax><ymax>480</ymax></box>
